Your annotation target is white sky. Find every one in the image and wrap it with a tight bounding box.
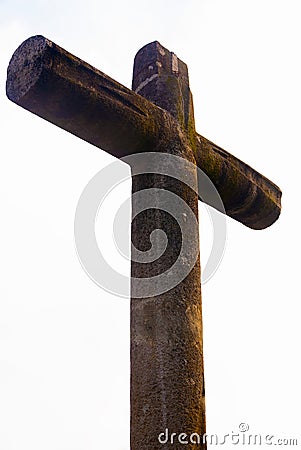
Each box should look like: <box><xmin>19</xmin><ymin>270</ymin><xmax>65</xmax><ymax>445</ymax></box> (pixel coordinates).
<box><xmin>0</xmin><ymin>1</ymin><xmax>300</xmax><ymax>449</ymax></box>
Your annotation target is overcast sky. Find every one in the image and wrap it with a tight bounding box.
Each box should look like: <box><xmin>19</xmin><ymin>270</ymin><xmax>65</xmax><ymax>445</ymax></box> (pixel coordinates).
<box><xmin>0</xmin><ymin>1</ymin><xmax>300</xmax><ymax>449</ymax></box>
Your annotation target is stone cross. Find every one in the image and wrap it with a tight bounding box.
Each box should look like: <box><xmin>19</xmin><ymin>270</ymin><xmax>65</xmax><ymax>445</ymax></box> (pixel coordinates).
<box><xmin>6</xmin><ymin>36</ymin><xmax>281</xmax><ymax>450</ymax></box>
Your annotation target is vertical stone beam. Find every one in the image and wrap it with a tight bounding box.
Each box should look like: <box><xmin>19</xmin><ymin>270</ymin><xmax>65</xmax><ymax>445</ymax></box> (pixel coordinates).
<box><xmin>130</xmin><ymin>42</ymin><xmax>206</xmax><ymax>449</ymax></box>
<box><xmin>132</xmin><ymin>41</ymin><xmax>196</xmax><ymax>149</ymax></box>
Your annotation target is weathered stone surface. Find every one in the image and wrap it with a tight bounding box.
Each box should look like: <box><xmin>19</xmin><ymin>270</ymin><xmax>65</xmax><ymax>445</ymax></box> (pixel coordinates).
<box><xmin>6</xmin><ymin>35</ymin><xmax>282</xmax><ymax>230</ymax></box>
<box><xmin>130</xmin><ymin>42</ymin><xmax>205</xmax><ymax>449</ymax></box>
<box><xmin>195</xmin><ymin>135</ymin><xmax>281</xmax><ymax>229</ymax></box>
<box><xmin>6</xmin><ymin>35</ymin><xmax>162</xmax><ymax>157</ymax></box>
<box><xmin>132</xmin><ymin>41</ymin><xmax>195</xmax><ymax>140</ymax></box>
<box><xmin>6</xmin><ymin>36</ymin><xmax>282</xmax><ymax>450</ymax></box>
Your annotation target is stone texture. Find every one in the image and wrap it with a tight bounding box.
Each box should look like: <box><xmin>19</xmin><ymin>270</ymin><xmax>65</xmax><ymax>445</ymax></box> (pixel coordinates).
<box><xmin>6</xmin><ymin>35</ymin><xmax>282</xmax><ymax>230</ymax></box>
<box><xmin>6</xmin><ymin>36</ymin><xmax>282</xmax><ymax>450</ymax></box>
<box><xmin>130</xmin><ymin>42</ymin><xmax>205</xmax><ymax>449</ymax></box>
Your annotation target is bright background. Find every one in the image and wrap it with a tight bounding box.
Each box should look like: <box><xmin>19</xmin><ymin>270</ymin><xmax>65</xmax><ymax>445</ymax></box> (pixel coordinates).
<box><xmin>0</xmin><ymin>1</ymin><xmax>300</xmax><ymax>449</ymax></box>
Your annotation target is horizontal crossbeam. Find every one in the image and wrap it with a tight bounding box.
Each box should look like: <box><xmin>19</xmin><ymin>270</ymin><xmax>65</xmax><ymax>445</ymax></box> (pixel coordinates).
<box><xmin>6</xmin><ymin>35</ymin><xmax>281</xmax><ymax>229</ymax></box>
